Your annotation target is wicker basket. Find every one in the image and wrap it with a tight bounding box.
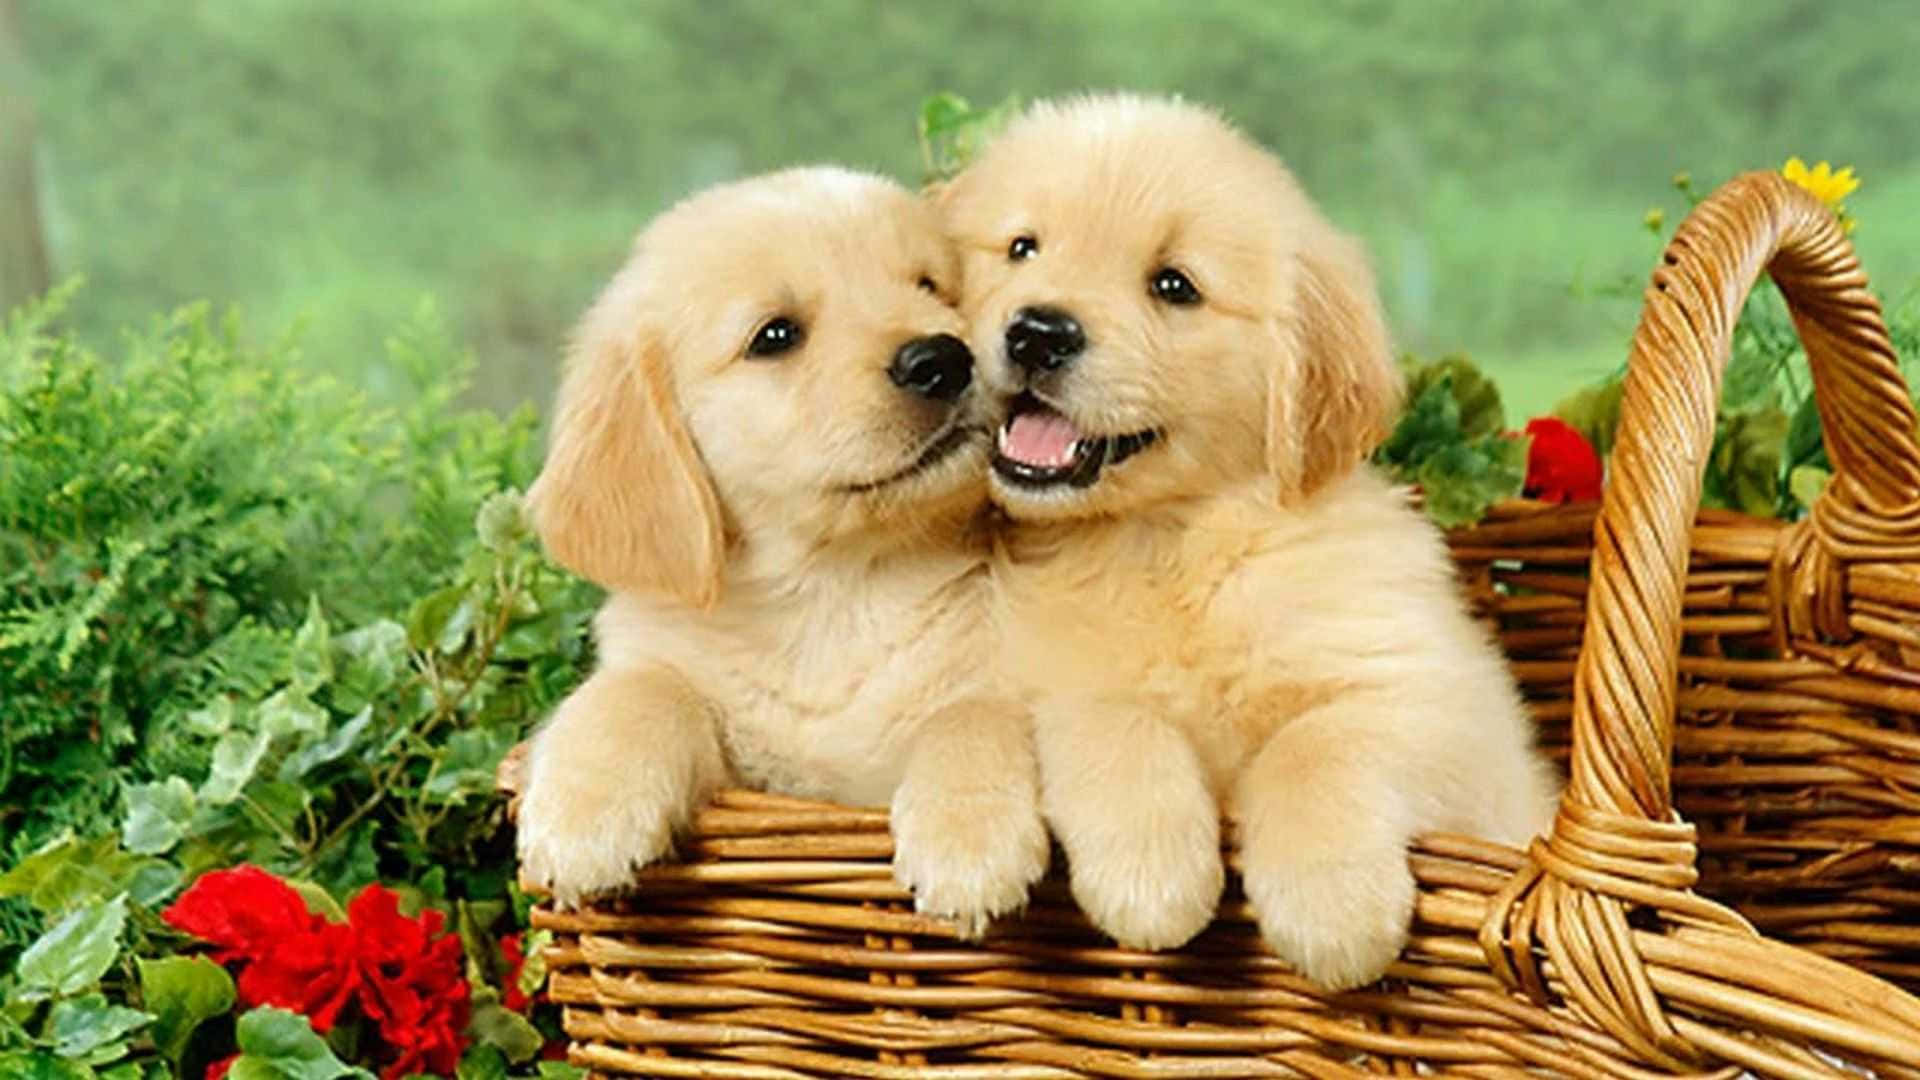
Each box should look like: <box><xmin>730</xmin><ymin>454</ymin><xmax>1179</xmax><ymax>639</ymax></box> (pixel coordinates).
<box><xmin>504</xmin><ymin>173</ymin><xmax>1920</xmax><ymax>1077</ymax></box>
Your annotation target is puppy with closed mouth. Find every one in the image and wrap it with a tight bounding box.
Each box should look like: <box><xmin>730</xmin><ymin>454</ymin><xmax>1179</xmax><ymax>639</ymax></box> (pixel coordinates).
<box><xmin>940</xmin><ymin>96</ymin><xmax>1558</xmax><ymax>989</ymax></box>
<box><xmin>516</xmin><ymin>166</ymin><xmax>1048</xmax><ymax>936</ymax></box>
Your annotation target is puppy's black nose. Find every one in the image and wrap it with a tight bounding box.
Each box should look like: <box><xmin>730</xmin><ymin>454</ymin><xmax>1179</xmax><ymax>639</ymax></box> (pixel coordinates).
<box><xmin>889</xmin><ymin>333</ymin><xmax>973</xmax><ymax>402</ymax></box>
<box><xmin>1005</xmin><ymin>305</ymin><xmax>1085</xmax><ymax>374</ymax></box>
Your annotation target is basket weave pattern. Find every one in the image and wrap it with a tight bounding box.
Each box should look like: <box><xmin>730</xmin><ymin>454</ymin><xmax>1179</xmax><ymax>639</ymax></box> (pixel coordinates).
<box><xmin>512</xmin><ymin>174</ymin><xmax>1920</xmax><ymax>1077</ymax></box>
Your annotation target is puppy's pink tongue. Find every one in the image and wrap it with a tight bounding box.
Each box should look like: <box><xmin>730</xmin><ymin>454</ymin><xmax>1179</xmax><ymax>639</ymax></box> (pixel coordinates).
<box><xmin>1002</xmin><ymin>410</ymin><xmax>1082</xmax><ymax>468</ymax></box>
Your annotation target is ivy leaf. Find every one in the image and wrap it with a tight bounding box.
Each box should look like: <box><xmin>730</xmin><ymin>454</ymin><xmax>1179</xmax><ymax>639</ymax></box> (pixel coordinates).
<box><xmin>255</xmin><ymin>690</ymin><xmax>326</xmax><ymax>742</ymax></box>
<box><xmin>15</xmin><ymin>896</ymin><xmax>127</xmax><ymax>999</ymax></box>
<box><xmin>47</xmin><ymin>995</ymin><xmax>153</xmax><ymax>1062</ymax></box>
<box><xmin>0</xmin><ymin>1052</ymin><xmax>98</xmax><ymax>1080</ymax></box>
<box><xmin>122</xmin><ymin>778</ymin><xmax>196</xmax><ymax>856</ymax></box>
<box><xmin>405</xmin><ymin>586</ymin><xmax>468</xmax><ymax>654</ymax></box>
<box><xmin>278</xmin><ymin>709</ymin><xmax>372</xmax><ymax>783</ymax></box>
<box><xmin>455</xmin><ymin>1046</ymin><xmax>507</xmax><ymax>1080</ymax></box>
<box><xmin>225</xmin><ymin>1009</ymin><xmax>371</xmax><ymax>1080</ymax></box>
<box><xmin>328</xmin><ymin>621</ymin><xmax>408</xmax><ymax>714</ymax></box>
<box><xmin>200</xmin><ymin>730</ymin><xmax>271</xmax><ymax>806</ymax></box>
<box><xmin>466</xmin><ymin>998</ymin><xmax>543</xmax><ymax>1065</ymax></box>
<box><xmin>422</xmin><ymin>727</ymin><xmax>519</xmax><ymax>807</ymax></box>
<box><xmin>287</xmin><ymin>597</ymin><xmax>332</xmax><ymax>694</ymax></box>
<box><xmin>0</xmin><ymin>836</ymin><xmax>171</xmax><ymax>916</ymax></box>
<box><xmin>137</xmin><ymin>956</ymin><xmax>236</xmax><ymax>1066</ymax></box>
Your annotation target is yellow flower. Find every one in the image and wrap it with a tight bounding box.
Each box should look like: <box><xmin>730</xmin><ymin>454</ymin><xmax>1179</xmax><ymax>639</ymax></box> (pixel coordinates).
<box><xmin>1782</xmin><ymin>156</ymin><xmax>1860</xmax><ymax>209</ymax></box>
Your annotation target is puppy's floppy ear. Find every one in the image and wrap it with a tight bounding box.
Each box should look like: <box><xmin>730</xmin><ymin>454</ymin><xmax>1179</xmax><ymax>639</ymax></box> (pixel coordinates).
<box><xmin>1267</xmin><ymin>228</ymin><xmax>1404</xmax><ymax>502</ymax></box>
<box><xmin>527</xmin><ymin>285</ymin><xmax>724</xmax><ymax>608</ymax></box>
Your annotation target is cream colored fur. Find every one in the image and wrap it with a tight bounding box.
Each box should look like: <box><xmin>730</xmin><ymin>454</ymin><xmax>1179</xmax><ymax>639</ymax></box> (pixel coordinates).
<box><xmin>516</xmin><ymin>167</ymin><xmax>1048</xmax><ymax>936</ymax></box>
<box><xmin>941</xmin><ymin>96</ymin><xmax>1559</xmax><ymax>988</ymax></box>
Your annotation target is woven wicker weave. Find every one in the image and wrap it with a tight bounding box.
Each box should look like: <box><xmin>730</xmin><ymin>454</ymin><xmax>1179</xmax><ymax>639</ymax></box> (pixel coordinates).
<box><xmin>505</xmin><ymin>173</ymin><xmax>1920</xmax><ymax>1077</ymax></box>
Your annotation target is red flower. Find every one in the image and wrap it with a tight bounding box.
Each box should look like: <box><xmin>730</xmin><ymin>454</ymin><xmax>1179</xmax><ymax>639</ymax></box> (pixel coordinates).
<box><xmin>499</xmin><ymin>934</ymin><xmax>530</xmax><ymax>1012</ymax></box>
<box><xmin>163</xmin><ymin>866</ymin><xmax>316</xmax><ymax>965</ymax></box>
<box><xmin>163</xmin><ymin>866</ymin><xmax>360</xmax><ymax>1031</ymax></box>
<box><xmin>165</xmin><ymin>868</ymin><xmax>473</xmax><ymax>1078</ymax></box>
<box><xmin>205</xmin><ymin>1055</ymin><xmax>236</xmax><ymax>1080</ymax></box>
<box><xmin>237</xmin><ymin>920</ymin><xmax>360</xmax><ymax>1031</ymax></box>
<box><xmin>1523</xmin><ymin>417</ymin><xmax>1603</xmax><ymax>503</ymax></box>
<box><xmin>345</xmin><ymin>886</ymin><xmax>471</xmax><ymax>1080</ymax></box>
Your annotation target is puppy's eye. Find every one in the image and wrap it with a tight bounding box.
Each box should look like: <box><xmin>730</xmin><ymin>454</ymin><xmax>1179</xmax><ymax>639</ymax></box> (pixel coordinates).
<box><xmin>1150</xmin><ymin>267</ymin><xmax>1202</xmax><ymax>306</ymax></box>
<box><xmin>746</xmin><ymin>316</ymin><xmax>803</xmax><ymax>359</ymax></box>
<box><xmin>917</xmin><ymin>275</ymin><xmax>938</xmax><ymax>294</ymax></box>
<box><xmin>1008</xmin><ymin>235</ymin><xmax>1039</xmax><ymax>261</ymax></box>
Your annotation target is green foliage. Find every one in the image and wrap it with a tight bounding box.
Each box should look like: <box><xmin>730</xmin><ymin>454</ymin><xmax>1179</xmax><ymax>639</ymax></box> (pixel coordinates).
<box><xmin>225</xmin><ymin>1009</ymin><xmax>368</xmax><ymax>1080</ymax></box>
<box><xmin>1374</xmin><ymin>355</ymin><xmax>1529</xmax><ymax>527</ymax></box>
<box><xmin>1</xmin><ymin>289</ymin><xmax>592</xmax><ymax>878</ymax></box>
<box><xmin>2</xmin><ymin>292</ymin><xmax>597</xmax><ymax>1075</ymax></box>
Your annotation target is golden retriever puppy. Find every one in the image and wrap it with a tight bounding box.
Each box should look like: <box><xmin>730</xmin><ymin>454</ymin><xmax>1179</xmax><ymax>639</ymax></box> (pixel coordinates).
<box><xmin>940</xmin><ymin>96</ymin><xmax>1558</xmax><ymax>989</ymax></box>
<box><xmin>516</xmin><ymin>167</ymin><xmax>1048</xmax><ymax>937</ymax></box>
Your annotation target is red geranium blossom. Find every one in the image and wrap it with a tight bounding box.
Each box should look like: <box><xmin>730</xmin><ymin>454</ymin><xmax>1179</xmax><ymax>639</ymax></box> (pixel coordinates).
<box><xmin>348</xmin><ymin>886</ymin><xmax>471</xmax><ymax>1080</ymax></box>
<box><xmin>1523</xmin><ymin>417</ymin><xmax>1603</xmax><ymax>503</ymax></box>
<box><xmin>165</xmin><ymin>867</ymin><xmax>472</xmax><ymax>1079</ymax></box>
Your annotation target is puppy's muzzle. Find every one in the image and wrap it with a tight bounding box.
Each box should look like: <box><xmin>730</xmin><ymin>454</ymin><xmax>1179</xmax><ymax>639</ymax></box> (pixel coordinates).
<box><xmin>890</xmin><ymin>334</ymin><xmax>973</xmax><ymax>403</ymax></box>
<box><xmin>1005</xmin><ymin>306</ymin><xmax>1085</xmax><ymax>376</ymax></box>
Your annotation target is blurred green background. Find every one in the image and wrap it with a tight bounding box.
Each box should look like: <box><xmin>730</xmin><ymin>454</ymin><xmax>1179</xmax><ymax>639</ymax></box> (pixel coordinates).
<box><xmin>5</xmin><ymin>0</ymin><xmax>1917</xmax><ymax>419</ymax></box>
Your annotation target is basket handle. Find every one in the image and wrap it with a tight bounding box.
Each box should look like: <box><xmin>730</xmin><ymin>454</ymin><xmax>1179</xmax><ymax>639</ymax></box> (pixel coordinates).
<box><xmin>1564</xmin><ymin>171</ymin><xmax>1920</xmax><ymax>827</ymax></box>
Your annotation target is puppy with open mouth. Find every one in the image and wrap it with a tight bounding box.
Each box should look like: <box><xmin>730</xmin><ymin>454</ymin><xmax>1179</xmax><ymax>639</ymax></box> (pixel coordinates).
<box><xmin>515</xmin><ymin>167</ymin><xmax>1048</xmax><ymax>936</ymax></box>
<box><xmin>940</xmin><ymin>96</ymin><xmax>1558</xmax><ymax>989</ymax></box>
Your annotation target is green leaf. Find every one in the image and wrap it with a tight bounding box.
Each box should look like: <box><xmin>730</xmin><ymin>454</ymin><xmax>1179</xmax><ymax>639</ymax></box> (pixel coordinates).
<box><xmin>1551</xmin><ymin>375</ymin><xmax>1626</xmax><ymax>463</ymax></box>
<box><xmin>405</xmin><ymin>586</ymin><xmax>467</xmax><ymax>653</ymax></box>
<box><xmin>226</xmin><ymin>1009</ymin><xmax>370</xmax><ymax>1080</ymax></box>
<box><xmin>47</xmin><ymin>995</ymin><xmax>152</xmax><ymax>1062</ymax></box>
<box><xmin>534</xmin><ymin>1062</ymin><xmax>583</xmax><ymax>1080</ymax></box>
<box><xmin>455</xmin><ymin>1046</ymin><xmax>506</xmax><ymax>1080</ymax></box>
<box><xmin>278</xmin><ymin>709</ymin><xmax>372</xmax><ymax>783</ymax></box>
<box><xmin>0</xmin><ymin>836</ymin><xmax>168</xmax><ymax>916</ymax></box>
<box><xmin>1403</xmin><ymin>355</ymin><xmax>1506</xmax><ymax>440</ymax></box>
<box><xmin>0</xmin><ymin>1052</ymin><xmax>97</xmax><ymax>1080</ymax></box>
<box><xmin>466</xmin><ymin>1000</ymin><xmax>542</xmax><ymax>1065</ymax></box>
<box><xmin>1416</xmin><ymin>437</ymin><xmax>1529</xmax><ymax>529</ymax></box>
<box><xmin>284</xmin><ymin>881</ymin><xmax>345</xmax><ymax>924</ymax></box>
<box><xmin>122</xmin><ymin>779</ymin><xmax>196</xmax><ymax>856</ymax></box>
<box><xmin>328</xmin><ymin>622</ymin><xmax>408</xmax><ymax>714</ymax></box>
<box><xmin>287</xmin><ymin>597</ymin><xmax>333</xmax><ymax>694</ymax></box>
<box><xmin>1704</xmin><ymin>407</ymin><xmax>1789</xmax><ymax>516</ymax></box>
<box><xmin>255</xmin><ymin>691</ymin><xmax>326</xmax><ymax>742</ymax></box>
<box><xmin>1789</xmin><ymin>464</ymin><xmax>1832</xmax><ymax>510</ymax></box>
<box><xmin>15</xmin><ymin>896</ymin><xmax>127</xmax><ymax>998</ymax></box>
<box><xmin>422</xmin><ymin>728</ymin><xmax>519</xmax><ymax>807</ymax></box>
<box><xmin>200</xmin><ymin>730</ymin><xmax>271</xmax><ymax>806</ymax></box>
<box><xmin>137</xmin><ymin>956</ymin><xmax>235</xmax><ymax>1065</ymax></box>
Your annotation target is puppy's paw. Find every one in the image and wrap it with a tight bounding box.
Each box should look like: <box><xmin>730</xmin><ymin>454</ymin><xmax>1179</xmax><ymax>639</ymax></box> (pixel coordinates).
<box><xmin>516</xmin><ymin>768</ymin><xmax>681</xmax><ymax>909</ymax></box>
<box><xmin>891</xmin><ymin>780</ymin><xmax>1050</xmax><ymax>939</ymax></box>
<box><xmin>1060</xmin><ymin>804</ymin><xmax>1224</xmax><ymax>951</ymax></box>
<box><xmin>1241</xmin><ymin>840</ymin><xmax>1415</xmax><ymax>992</ymax></box>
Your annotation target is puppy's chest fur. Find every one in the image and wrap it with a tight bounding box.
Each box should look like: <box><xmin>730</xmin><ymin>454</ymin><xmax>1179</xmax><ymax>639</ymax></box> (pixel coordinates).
<box><xmin>598</xmin><ymin>557</ymin><xmax>992</xmax><ymax>806</ymax></box>
<box><xmin>994</xmin><ymin>500</ymin><xmax>1344</xmax><ymax>790</ymax></box>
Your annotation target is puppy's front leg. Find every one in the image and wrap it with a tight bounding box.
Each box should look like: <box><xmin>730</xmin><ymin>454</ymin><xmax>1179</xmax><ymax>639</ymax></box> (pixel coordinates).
<box><xmin>890</xmin><ymin>700</ymin><xmax>1049</xmax><ymax>939</ymax></box>
<box><xmin>1234</xmin><ymin>694</ymin><xmax>1419</xmax><ymax>991</ymax></box>
<box><xmin>1038</xmin><ymin>702</ymin><xmax>1222</xmax><ymax>950</ymax></box>
<box><xmin>516</xmin><ymin>664</ymin><xmax>726</xmax><ymax>908</ymax></box>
